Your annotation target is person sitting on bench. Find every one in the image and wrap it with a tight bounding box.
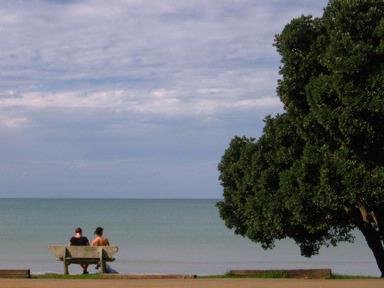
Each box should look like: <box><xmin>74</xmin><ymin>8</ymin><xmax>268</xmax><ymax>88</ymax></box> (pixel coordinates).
<box><xmin>92</xmin><ymin>227</ymin><xmax>110</xmax><ymax>246</ymax></box>
<box><xmin>92</xmin><ymin>227</ymin><xmax>117</xmax><ymax>273</ymax></box>
<box><xmin>69</xmin><ymin>227</ymin><xmax>90</xmax><ymax>274</ymax></box>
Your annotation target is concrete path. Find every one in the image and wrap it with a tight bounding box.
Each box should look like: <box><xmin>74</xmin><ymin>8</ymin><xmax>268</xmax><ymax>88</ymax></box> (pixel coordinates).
<box><xmin>0</xmin><ymin>278</ymin><xmax>383</xmax><ymax>288</ymax></box>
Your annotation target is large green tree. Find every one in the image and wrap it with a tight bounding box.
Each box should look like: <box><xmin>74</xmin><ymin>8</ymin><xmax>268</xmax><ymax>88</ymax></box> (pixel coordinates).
<box><xmin>217</xmin><ymin>0</ymin><xmax>384</xmax><ymax>277</ymax></box>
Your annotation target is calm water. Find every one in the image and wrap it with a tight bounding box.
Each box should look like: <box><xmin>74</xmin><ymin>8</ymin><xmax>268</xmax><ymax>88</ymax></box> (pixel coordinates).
<box><xmin>0</xmin><ymin>199</ymin><xmax>379</xmax><ymax>276</ymax></box>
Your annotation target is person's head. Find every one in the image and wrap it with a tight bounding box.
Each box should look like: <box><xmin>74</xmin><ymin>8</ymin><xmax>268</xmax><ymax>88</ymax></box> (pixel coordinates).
<box><xmin>75</xmin><ymin>227</ymin><xmax>82</xmax><ymax>235</ymax></box>
<box><xmin>94</xmin><ymin>227</ymin><xmax>104</xmax><ymax>237</ymax></box>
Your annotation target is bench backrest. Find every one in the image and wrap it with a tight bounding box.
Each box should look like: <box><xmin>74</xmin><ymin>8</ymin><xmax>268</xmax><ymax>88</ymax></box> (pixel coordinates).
<box><xmin>48</xmin><ymin>246</ymin><xmax>118</xmax><ymax>259</ymax></box>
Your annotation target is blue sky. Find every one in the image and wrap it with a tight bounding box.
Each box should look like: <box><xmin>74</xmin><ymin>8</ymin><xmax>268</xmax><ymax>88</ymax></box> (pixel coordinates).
<box><xmin>0</xmin><ymin>0</ymin><xmax>328</xmax><ymax>198</ymax></box>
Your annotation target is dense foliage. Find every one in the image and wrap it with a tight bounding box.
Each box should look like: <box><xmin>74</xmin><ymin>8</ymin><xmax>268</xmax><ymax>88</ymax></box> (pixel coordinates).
<box><xmin>217</xmin><ymin>0</ymin><xmax>384</xmax><ymax>276</ymax></box>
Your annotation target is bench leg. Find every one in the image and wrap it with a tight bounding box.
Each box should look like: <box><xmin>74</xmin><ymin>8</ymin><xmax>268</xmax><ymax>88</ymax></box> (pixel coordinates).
<box><xmin>64</xmin><ymin>262</ymin><xmax>69</xmax><ymax>275</ymax></box>
<box><xmin>100</xmin><ymin>260</ymin><xmax>106</xmax><ymax>273</ymax></box>
<box><xmin>99</xmin><ymin>248</ymin><xmax>107</xmax><ymax>273</ymax></box>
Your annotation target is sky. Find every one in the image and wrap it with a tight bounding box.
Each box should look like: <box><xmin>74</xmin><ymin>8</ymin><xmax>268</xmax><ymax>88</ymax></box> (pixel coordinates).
<box><xmin>0</xmin><ymin>0</ymin><xmax>328</xmax><ymax>198</ymax></box>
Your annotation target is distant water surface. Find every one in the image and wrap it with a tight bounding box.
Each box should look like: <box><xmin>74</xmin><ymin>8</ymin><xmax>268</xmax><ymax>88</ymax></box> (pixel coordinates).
<box><xmin>0</xmin><ymin>199</ymin><xmax>379</xmax><ymax>276</ymax></box>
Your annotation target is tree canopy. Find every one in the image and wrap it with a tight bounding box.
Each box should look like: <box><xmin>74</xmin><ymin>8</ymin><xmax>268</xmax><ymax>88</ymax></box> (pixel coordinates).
<box><xmin>217</xmin><ymin>0</ymin><xmax>384</xmax><ymax>276</ymax></box>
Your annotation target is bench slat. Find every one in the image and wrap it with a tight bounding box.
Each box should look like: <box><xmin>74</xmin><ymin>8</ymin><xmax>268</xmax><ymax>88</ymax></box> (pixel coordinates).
<box><xmin>49</xmin><ymin>246</ymin><xmax>118</xmax><ymax>259</ymax></box>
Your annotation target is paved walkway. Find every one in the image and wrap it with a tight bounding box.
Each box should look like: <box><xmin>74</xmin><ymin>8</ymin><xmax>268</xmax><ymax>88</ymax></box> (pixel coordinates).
<box><xmin>0</xmin><ymin>278</ymin><xmax>383</xmax><ymax>288</ymax></box>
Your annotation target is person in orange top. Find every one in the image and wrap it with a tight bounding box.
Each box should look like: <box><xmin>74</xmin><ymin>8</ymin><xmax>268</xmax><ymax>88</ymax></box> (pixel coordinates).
<box><xmin>92</xmin><ymin>227</ymin><xmax>110</xmax><ymax>246</ymax></box>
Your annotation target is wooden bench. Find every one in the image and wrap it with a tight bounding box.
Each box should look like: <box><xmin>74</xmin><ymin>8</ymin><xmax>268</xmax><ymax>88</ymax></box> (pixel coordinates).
<box><xmin>48</xmin><ymin>246</ymin><xmax>119</xmax><ymax>274</ymax></box>
<box><xmin>0</xmin><ymin>269</ymin><xmax>30</xmax><ymax>278</ymax></box>
<box><xmin>229</xmin><ymin>269</ymin><xmax>332</xmax><ymax>279</ymax></box>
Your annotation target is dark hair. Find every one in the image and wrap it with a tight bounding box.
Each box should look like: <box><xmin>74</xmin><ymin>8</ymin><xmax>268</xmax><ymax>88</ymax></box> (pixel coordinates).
<box><xmin>75</xmin><ymin>227</ymin><xmax>82</xmax><ymax>234</ymax></box>
<box><xmin>94</xmin><ymin>227</ymin><xmax>104</xmax><ymax>236</ymax></box>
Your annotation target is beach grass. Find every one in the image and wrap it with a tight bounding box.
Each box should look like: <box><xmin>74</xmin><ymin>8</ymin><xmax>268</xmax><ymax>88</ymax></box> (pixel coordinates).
<box><xmin>183</xmin><ymin>271</ymin><xmax>380</xmax><ymax>280</ymax></box>
<box><xmin>34</xmin><ymin>272</ymin><xmax>286</xmax><ymax>280</ymax></box>
<box><xmin>32</xmin><ymin>272</ymin><xmax>380</xmax><ymax>280</ymax></box>
<box><xmin>197</xmin><ymin>271</ymin><xmax>289</xmax><ymax>279</ymax></box>
<box><xmin>32</xmin><ymin>273</ymin><xmax>102</xmax><ymax>279</ymax></box>
<box><xmin>329</xmin><ymin>274</ymin><xmax>379</xmax><ymax>279</ymax></box>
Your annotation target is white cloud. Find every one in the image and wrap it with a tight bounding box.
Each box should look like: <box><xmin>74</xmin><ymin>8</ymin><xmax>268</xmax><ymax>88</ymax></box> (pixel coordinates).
<box><xmin>0</xmin><ymin>115</ymin><xmax>28</xmax><ymax>128</ymax></box>
<box><xmin>0</xmin><ymin>0</ymin><xmax>326</xmax><ymax>125</ymax></box>
<box><xmin>0</xmin><ymin>88</ymin><xmax>282</xmax><ymax>117</ymax></box>
<box><xmin>0</xmin><ymin>0</ymin><xmax>327</xmax><ymax>91</ymax></box>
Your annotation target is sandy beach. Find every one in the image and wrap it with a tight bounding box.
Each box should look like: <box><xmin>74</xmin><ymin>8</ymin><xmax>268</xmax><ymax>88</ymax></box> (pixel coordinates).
<box><xmin>0</xmin><ymin>278</ymin><xmax>383</xmax><ymax>288</ymax></box>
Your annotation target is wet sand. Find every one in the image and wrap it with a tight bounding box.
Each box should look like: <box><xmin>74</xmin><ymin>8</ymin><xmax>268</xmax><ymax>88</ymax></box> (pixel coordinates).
<box><xmin>0</xmin><ymin>278</ymin><xmax>383</xmax><ymax>288</ymax></box>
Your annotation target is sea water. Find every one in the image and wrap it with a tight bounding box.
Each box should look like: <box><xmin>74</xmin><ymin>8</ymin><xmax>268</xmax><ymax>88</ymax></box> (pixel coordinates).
<box><xmin>0</xmin><ymin>199</ymin><xmax>379</xmax><ymax>276</ymax></box>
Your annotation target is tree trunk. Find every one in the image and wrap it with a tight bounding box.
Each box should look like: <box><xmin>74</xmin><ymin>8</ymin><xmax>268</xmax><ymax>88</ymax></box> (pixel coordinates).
<box><xmin>359</xmin><ymin>224</ymin><xmax>384</xmax><ymax>278</ymax></box>
<box><xmin>352</xmin><ymin>207</ymin><xmax>384</xmax><ymax>278</ymax></box>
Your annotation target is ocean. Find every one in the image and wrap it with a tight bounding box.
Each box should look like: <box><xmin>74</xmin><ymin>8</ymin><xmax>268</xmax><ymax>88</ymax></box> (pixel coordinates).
<box><xmin>0</xmin><ymin>199</ymin><xmax>379</xmax><ymax>276</ymax></box>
